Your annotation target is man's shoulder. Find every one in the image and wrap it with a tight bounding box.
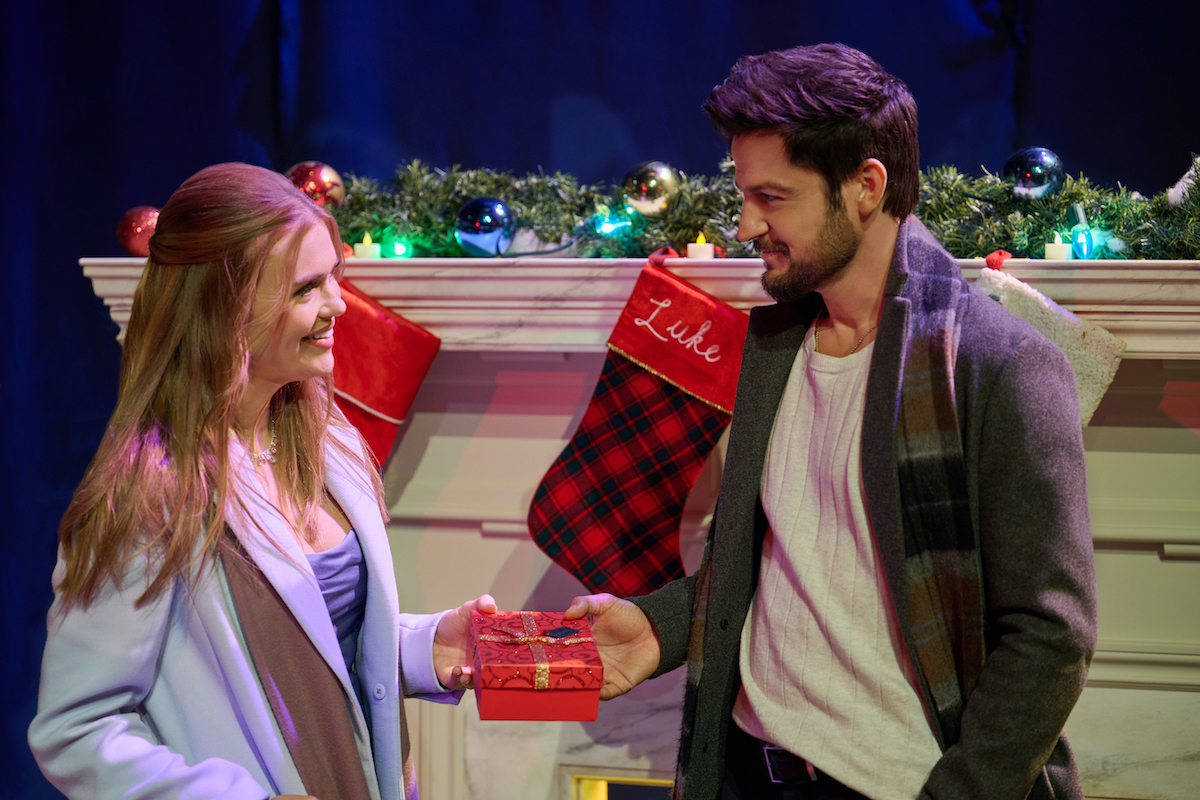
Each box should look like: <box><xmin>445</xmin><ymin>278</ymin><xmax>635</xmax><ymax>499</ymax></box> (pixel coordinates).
<box><xmin>957</xmin><ymin>282</ymin><xmax>1071</xmax><ymax>377</ymax></box>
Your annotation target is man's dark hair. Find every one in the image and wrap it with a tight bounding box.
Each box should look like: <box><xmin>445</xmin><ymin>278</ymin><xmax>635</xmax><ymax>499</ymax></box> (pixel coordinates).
<box><xmin>703</xmin><ymin>43</ymin><xmax>919</xmax><ymax>220</ymax></box>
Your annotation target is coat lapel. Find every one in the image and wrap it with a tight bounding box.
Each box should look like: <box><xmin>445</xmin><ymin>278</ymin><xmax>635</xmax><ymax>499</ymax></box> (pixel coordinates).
<box><xmin>226</xmin><ymin>443</ymin><xmax>359</xmax><ymax>698</ymax></box>
<box><xmin>723</xmin><ymin>296</ymin><xmax>822</xmax><ymax>513</ymax></box>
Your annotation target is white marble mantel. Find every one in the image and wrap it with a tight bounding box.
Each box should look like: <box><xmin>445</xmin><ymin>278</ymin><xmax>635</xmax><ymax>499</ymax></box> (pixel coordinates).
<box><xmin>81</xmin><ymin>256</ymin><xmax>1200</xmax><ymax>359</ymax></box>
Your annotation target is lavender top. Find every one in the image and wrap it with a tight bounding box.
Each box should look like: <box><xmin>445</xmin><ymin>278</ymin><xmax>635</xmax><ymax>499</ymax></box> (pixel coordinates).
<box><xmin>307</xmin><ymin>530</ymin><xmax>368</xmax><ymax>701</ymax></box>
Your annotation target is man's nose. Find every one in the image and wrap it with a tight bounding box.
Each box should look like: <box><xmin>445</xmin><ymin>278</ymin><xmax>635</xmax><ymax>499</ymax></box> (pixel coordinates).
<box><xmin>737</xmin><ymin>203</ymin><xmax>766</xmax><ymax>242</ymax></box>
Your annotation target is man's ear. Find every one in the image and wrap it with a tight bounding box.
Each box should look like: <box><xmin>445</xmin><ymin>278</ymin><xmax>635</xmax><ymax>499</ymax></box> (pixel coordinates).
<box><xmin>853</xmin><ymin>158</ymin><xmax>888</xmax><ymax>217</ymax></box>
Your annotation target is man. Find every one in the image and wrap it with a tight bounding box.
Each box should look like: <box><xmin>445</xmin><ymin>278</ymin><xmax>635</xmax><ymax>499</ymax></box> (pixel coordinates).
<box><xmin>565</xmin><ymin>43</ymin><xmax>1097</xmax><ymax>800</ymax></box>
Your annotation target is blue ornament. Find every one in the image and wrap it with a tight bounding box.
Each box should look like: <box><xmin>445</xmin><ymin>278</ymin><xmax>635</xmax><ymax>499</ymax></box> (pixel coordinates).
<box><xmin>454</xmin><ymin>197</ymin><xmax>516</xmax><ymax>257</ymax></box>
<box><xmin>1002</xmin><ymin>147</ymin><xmax>1065</xmax><ymax>199</ymax></box>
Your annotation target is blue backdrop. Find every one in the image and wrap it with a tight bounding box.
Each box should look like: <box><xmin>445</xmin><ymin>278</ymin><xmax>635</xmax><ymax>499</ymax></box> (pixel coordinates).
<box><xmin>3</xmin><ymin>1</ymin><xmax>1196</xmax><ymax>795</ymax></box>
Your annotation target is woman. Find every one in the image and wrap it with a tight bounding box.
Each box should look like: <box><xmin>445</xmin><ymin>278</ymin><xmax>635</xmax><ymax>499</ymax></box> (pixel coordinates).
<box><xmin>29</xmin><ymin>163</ymin><xmax>494</xmax><ymax>800</ymax></box>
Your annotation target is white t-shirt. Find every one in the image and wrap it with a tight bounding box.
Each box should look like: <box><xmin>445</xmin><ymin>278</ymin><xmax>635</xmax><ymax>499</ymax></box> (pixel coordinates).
<box><xmin>731</xmin><ymin>330</ymin><xmax>941</xmax><ymax>800</ymax></box>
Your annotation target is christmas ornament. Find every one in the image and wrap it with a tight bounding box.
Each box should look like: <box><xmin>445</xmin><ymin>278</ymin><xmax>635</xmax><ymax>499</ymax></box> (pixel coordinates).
<box><xmin>621</xmin><ymin>161</ymin><xmax>682</xmax><ymax>218</ymax></box>
<box><xmin>116</xmin><ymin>205</ymin><xmax>160</xmax><ymax>257</ymax></box>
<box><xmin>1002</xmin><ymin>147</ymin><xmax>1065</xmax><ymax>199</ymax></box>
<box><xmin>527</xmin><ymin>263</ymin><xmax>748</xmax><ymax>596</ymax></box>
<box><xmin>454</xmin><ymin>197</ymin><xmax>516</xmax><ymax>257</ymax></box>
<box><xmin>284</xmin><ymin>161</ymin><xmax>345</xmax><ymax>207</ymax></box>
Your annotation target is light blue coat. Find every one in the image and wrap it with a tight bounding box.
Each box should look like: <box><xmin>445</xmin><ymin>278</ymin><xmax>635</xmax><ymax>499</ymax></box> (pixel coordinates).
<box><xmin>29</xmin><ymin>428</ymin><xmax>454</xmax><ymax>800</ymax></box>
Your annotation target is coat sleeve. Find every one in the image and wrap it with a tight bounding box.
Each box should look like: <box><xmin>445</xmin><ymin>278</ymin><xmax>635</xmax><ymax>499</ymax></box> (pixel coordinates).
<box><xmin>922</xmin><ymin>330</ymin><xmax>1097</xmax><ymax>799</ymax></box>
<box><xmin>398</xmin><ymin>609</ymin><xmax>463</xmax><ymax>703</ymax></box>
<box><xmin>631</xmin><ymin>560</ymin><xmax>702</xmax><ymax>678</ymax></box>
<box><xmin>27</xmin><ymin>553</ymin><xmax>271</xmax><ymax>800</ymax></box>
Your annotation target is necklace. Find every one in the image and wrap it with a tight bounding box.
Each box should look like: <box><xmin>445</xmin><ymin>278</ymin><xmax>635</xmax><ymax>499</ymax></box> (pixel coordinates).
<box><xmin>813</xmin><ymin>308</ymin><xmax>879</xmax><ymax>355</ymax></box>
<box><xmin>250</xmin><ymin>418</ymin><xmax>278</xmax><ymax>465</ymax></box>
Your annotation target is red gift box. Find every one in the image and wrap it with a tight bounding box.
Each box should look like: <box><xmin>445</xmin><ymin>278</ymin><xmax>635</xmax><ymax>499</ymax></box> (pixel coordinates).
<box><xmin>470</xmin><ymin>610</ymin><xmax>604</xmax><ymax>721</ymax></box>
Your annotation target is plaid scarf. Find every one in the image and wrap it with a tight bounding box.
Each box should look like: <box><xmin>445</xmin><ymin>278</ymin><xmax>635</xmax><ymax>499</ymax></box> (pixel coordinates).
<box><xmin>893</xmin><ymin>269</ymin><xmax>984</xmax><ymax>747</ymax></box>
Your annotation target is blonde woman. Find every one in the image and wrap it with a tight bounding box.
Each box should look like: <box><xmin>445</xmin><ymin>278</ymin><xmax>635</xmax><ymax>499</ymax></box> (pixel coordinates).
<box><xmin>29</xmin><ymin>163</ymin><xmax>494</xmax><ymax>800</ymax></box>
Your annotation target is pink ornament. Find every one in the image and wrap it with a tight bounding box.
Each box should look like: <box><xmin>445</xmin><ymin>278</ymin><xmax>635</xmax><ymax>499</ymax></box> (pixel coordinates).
<box><xmin>284</xmin><ymin>161</ymin><xmax>346</xmax><ymax>207</ymax></box>
<box><xmin>116</xmin><ymin>205</ymin><xmax>160</xmax><ymax>257</ymax></box>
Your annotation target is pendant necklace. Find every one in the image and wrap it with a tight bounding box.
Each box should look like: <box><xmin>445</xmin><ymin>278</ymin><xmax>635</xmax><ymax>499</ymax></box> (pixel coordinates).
<box><xmin>813</xmin><ymin>308</ymin><xmax>878</xmax><ymax>355</ymax></box>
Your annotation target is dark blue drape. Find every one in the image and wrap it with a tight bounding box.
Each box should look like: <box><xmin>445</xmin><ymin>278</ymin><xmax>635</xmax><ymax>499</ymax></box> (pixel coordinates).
<box><xmin>3</xmin><ymin>1</ymin><xmax>1195</xmax><ymax>795</ymax></box>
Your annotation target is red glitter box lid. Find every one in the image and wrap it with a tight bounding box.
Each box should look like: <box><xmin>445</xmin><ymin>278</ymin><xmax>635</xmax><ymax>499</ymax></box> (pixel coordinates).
<box><xmin>470</xmin><ymin>610</ymin><xmax>604</xmax><ymax>691</ymax></box>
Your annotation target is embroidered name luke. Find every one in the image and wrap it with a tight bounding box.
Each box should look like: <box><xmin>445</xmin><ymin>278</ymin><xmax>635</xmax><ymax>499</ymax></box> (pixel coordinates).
<box><xmin>634</xmin><ymin>298</ymin><xmax>722</xmax><ymax>362</ymax></box>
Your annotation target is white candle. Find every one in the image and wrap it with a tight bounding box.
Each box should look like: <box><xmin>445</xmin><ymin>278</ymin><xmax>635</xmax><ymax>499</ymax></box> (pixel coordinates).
<box><xmin>687</xmin><ymin>232</ymin><xmax>715</xmax><ymax>259</ymax></box>
<box><xmin>353</xmin><ymin>232</ymin><xmax>382</xmax><ymax>259</ymax></box>
<box><xmin>1043</xmin><ymin>231</ymin><xmax>1072</xmax><ymax>260</ymax></box>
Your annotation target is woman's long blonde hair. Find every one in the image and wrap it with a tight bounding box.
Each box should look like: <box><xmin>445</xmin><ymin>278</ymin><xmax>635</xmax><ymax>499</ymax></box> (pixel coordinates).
<box><xmin>57</xmin><ymin>163</ymin><xmax>384</xmax><ymax>609</ymax></box>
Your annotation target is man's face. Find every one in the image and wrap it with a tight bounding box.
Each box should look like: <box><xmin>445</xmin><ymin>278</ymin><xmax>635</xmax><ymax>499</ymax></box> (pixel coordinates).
<box><xmin>732</xmin><ymin>131</ymin><xmax>861</xmax><ymax>303</ymax></box>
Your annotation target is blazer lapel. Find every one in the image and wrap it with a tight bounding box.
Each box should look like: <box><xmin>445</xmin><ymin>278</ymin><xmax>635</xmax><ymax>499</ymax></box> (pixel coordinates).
<box><xmin>705</xmin><ymin>296</ymin><xmax>820</xmax><ymax>616</ymax></box>
<box><xmin>724</xmin><ymin>296</ymin><xmax>822</xmax><ymax>504</ymax></box>
<box><xmin>226</xmin><ymin>453</ymin><xmax>349</xmax><ymax>691</ymax></box>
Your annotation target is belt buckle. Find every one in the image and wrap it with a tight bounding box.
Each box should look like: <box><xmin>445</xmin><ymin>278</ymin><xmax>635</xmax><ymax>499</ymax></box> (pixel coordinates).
<box><xmin>762</xmin><ymin>745</ymin><xmax>819</xmax><ymax>784</ymax></box>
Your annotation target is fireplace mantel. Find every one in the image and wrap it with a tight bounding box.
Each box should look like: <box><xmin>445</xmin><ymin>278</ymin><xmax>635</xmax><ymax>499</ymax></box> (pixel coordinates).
<box><xmin>79</xmin><ymin>255</ymin><xmax>1200</xmax><ymax>799</ymax></box>
<box><xmin>82</xmin><ymin>256</ymin><xmax>1200</xmax><ymax>359</ymax></box>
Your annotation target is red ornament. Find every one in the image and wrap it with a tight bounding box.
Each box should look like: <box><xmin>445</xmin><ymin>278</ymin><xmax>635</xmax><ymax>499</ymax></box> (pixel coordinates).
<box><xmin>116</xmin><ymin>205</ymin><xmax>160</xmax><ymax>257</ymax></box>
<box><xmin>342</xmin><ymin>242</ymin><xmax>355</xmax><ymax>260</ymax></box>
<box><xmin>284</xmin><ymin>161</ymin><xmax>346</xmax><ymax>207</ymax></box>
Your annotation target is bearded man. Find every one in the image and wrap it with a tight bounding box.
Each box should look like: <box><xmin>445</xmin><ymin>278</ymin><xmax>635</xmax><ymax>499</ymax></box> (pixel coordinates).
<box><xmin>566</xmin><ymin>43</ymin><xmax>1097</xmax><ymax>800</ymax></box>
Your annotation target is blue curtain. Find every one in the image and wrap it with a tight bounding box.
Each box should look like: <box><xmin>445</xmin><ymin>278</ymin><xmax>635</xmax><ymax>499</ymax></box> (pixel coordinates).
<box><xmin>2</xmin><ymin>1</ymin><xmax>1195</xmax><ymax>795</ymax></box>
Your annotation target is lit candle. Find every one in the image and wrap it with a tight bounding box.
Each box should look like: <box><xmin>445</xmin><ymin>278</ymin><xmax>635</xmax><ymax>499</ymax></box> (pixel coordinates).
<box><xmin>687</xmin><ymin>232</ymin><xmax>715</xmax><ymax>259</ymax></box>
<box><xmin>1043</xmin><ymin>231</ymin><xmax>1072</xmax><ymax>260</ymax></box>
<box><xmin>353</xmin><ymin>232</ymin><xmax>382</xmax><ymax>259</ymax></box>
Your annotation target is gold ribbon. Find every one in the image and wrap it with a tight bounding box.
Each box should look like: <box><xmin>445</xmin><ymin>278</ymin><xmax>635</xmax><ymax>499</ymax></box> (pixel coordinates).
<box><xmin>477</xmin><ymin>612</ymin><xmax>594</xmax><ymax>690</ymax></box>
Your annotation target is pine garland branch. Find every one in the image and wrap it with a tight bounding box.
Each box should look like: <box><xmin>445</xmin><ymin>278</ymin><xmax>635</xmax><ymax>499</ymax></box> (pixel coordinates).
<box><xmin>329</xmin><ymin>155</ymin><xmax>1200</xmax><ymax>260</ymax></box>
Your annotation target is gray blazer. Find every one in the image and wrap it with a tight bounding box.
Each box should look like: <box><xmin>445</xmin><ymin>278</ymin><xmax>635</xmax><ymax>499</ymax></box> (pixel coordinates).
<box><xmin>636</xmin><ymin>219</ymin><xmax>1097</xmax><ymax>800</ymax></box>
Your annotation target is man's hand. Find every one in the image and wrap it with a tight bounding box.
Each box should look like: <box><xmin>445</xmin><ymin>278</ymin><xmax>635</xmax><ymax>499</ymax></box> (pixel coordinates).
<box><xmin>565</xmin><ymin>593</ymin><xmax>661</xmax><ymax>700</ymax></box>
<box><xmin>433</xmin><ymin>594</ymin><xmax>498</xmax><ymax>690</ymax></box>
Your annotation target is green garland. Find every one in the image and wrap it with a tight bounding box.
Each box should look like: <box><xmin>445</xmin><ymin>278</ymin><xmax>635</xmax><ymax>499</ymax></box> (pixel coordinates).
<box><xmin>331</xmin><ymin>156</ymin><xmax>1200</xmax><ymax>260</ymax></box>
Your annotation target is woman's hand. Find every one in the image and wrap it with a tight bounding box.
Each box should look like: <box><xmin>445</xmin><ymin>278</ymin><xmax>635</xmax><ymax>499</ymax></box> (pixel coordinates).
<box><xmin>432</xmin><ymin>593</ymin><xmax>498</xmax><ymax>690</ymax></box>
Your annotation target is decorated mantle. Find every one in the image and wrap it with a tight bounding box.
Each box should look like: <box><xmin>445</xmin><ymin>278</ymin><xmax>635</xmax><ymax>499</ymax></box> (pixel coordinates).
<box><xmin>79</xmin><ymin>255</ymin><xmax>1200</xmax><ymax>799</ymax></box>
<box><xmin>82</xmin><ymin>256</ymin><xmax>1200</xmax><ymax>359</ymax></box>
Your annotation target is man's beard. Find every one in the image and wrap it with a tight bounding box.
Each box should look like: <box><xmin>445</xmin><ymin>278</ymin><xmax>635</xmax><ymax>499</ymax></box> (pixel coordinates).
<box><xmin>757</xmin><ymin>206</ymin><xmax>861</xmax><ymax>303</ymax></box>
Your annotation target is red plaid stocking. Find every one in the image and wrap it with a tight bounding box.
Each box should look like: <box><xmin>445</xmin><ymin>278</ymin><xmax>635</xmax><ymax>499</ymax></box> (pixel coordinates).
<box><xmin>527</xmin><ymin>264</ymin><xmax>748</xmax><ymax>596</ymax></box>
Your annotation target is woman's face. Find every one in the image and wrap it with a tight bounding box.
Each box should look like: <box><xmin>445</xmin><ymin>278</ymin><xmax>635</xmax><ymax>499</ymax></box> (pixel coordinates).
<box><xmin>247</xmin><ymin>225</ymin><xmax>346</xmax><ymax>392</ymax></box>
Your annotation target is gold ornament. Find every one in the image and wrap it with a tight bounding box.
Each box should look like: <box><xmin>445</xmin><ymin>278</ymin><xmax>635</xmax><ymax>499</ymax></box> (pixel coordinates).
<box><xmin>621</xmin><ymin>161</ymin><xmax>681</xmax><ymax>218</ymax></box>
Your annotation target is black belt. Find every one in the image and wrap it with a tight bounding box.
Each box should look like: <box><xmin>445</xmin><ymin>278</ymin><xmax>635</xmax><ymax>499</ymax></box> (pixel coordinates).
<box><xmin>727</xmin><ymin>724</ymin><xmax>828</xmax><ymax>785</ymax></box>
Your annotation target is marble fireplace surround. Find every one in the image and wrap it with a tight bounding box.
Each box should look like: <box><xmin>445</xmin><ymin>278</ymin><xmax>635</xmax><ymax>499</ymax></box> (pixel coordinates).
<box><xmin>84</xmin><ymin>256</ymin><xmax>1200</xmax><ymax>800</ymax></box>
